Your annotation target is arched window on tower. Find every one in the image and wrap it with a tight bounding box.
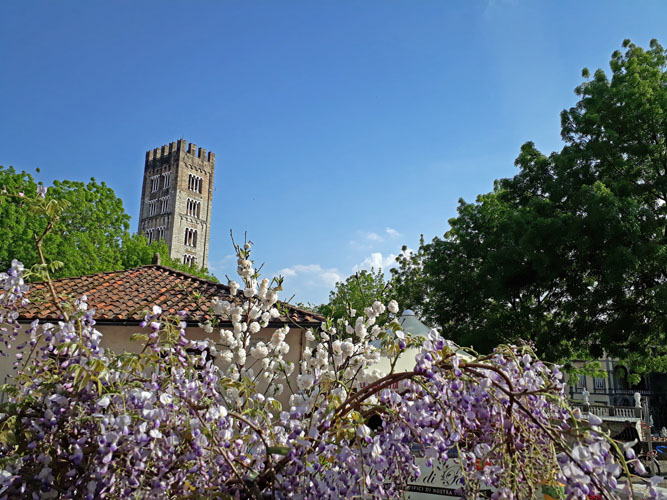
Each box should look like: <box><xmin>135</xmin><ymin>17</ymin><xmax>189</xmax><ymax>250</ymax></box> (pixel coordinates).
<box><xmin>188</xmin><ymin>174</ymin><xmax>203</xmax><ymax>194</ymax></box>
<box><xmin>187</xmin><ymin>198</ymin><xmax>200</xmax><ymax>217</ymax></box>
<box><xmin>184</xmin><ymin>228</ymin><xmax>198</xmax><ymax>247</ymax></box>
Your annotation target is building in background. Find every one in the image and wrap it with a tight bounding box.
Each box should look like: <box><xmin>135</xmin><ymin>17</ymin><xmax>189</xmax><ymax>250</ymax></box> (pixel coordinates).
<box><xmin>568</xmin><ymin>359</ymin><xmax>667</xmax><ymax>436</ymax></box>
<box><xmin>138</xmin><ymin>140</ymin><xmax>215</xmax><ymax>268</ymax></box>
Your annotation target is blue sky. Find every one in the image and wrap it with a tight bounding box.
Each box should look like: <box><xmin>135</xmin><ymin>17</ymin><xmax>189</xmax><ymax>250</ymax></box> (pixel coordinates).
<box><xmin>1</xmin><ymin>1</ymin><xmax>666</xmax><ymax>304</ymax></box>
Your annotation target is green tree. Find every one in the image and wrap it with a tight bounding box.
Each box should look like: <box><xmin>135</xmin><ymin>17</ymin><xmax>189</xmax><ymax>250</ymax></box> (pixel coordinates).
<box><xmin>416</xmin><ymin>40</ymin><xmax>667</xmax><ymax>374</ymax></box>
<box><xmin>119</xmin><ymin>232</ymin><xmax>168</xmax><ymax>270</ymax></box>
<box><xmin>160</xmin><ymin>252</ymin><xmax>219</xmax><ymax>282</ymax></box>
<box><xmin>0</xmin><ymin>167</ymin><xmax>43</xmax><ymax>271</ymax></box>
<box><xmin>0</xmin><ymin>166</ymin><xmax>218</xmax><ymax>281</ymax></box>
<box><xmin>118</xmin><ymin>233</ymin><xmax>218</xmax><ymax>282</ymax></box>
<box><xmin>317</xmin><ymin>268</ymin><xmax>393</xmax><ymax>320</ymax></box>
<box><xmin>42</xmin><ymin>177</ymin><xmax>133</xmax><ymax>277</ymax></box>
<box><xmin>389</xmin><ymin>236</ymin><xmax>429</xmax><ymax>317</ymax></box>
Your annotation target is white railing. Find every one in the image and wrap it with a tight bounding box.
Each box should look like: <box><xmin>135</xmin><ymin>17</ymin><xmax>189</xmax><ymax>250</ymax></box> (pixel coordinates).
<box><xmin>589</xmin><ymin>406</ymin><xmax>610</xmax><ymax>416</ymax></box>
<box><xmin>614</xmin><ymin>407</ymin><xmax>637</xmax><ymax>418</ymax></box>
<box><xmin>571</xmin><ymin>403</ymin><xmax>641</xmax><ymax>419</ymax></box>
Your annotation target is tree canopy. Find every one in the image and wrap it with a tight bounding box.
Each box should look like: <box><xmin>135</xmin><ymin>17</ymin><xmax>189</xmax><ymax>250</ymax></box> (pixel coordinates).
<box><xmin>0</xmin><ymin>166</ymin><xmax>217</xmax><ymax>281</ymax></box>
<box><xmin>389</xmin><ymin>236</ymin><xmax>429</xmax><ymax>318</ymax></box>
<box><xmin>316</xmin><ymin>268</ymin><xmax>394</xmax><ymax>320</ymax></box>
<box><xmin>400</xmin><ymin>40</ymin><xmax>667</xmax><ymax>374</ymax></box>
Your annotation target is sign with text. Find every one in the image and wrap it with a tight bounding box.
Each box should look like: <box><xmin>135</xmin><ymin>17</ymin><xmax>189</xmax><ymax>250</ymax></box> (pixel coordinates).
<box><xmin>403</xmin><ymin>458</ymin><xmax>492</xmax><ymax>499</ymax></box>
<box><xmin>404</xmin><ymin>459</ymin><xmax>553</xmax><ymax>500</ymax></box>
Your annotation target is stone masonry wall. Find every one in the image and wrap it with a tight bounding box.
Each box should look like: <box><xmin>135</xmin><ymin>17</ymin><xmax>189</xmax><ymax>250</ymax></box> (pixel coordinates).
<box><xmin>138</xmin><ymin>139</ymin><xmax>215</xmax><ymax>269</ymax></box>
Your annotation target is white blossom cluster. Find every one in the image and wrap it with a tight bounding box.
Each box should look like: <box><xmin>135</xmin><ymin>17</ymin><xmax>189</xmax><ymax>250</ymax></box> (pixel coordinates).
<box><xmin>291</xmin><ymin>298</ymin><xmax>406</xmax><ymax>408</ymax></box>
<box><xmin>199</xmin><ymin>243</ymin><xmax>410</xmax><ymax>416</ymax></box>
<box><xmin>203</xmin><ymin>244</ymin><xmax>293</xmax><ymax>407</ymax></box>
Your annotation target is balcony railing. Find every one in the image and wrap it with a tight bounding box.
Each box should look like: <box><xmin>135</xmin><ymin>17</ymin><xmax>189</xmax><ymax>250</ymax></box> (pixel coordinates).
<box><xmin>569</xmin><ymin>387</ymin><xmax>654</xmax><ymax>396</ymax></box>
<box><xmin>571</xmin><ymin>402</ymin><xmax>642</xmax><ymax>419</ymax></box>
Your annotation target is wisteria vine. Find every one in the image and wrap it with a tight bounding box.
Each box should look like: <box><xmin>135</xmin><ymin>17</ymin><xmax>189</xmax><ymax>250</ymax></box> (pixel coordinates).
<box><xmin>0</xmin><ymin>204</ymin><xmax>663</xmax><ymax>499</ymax></box>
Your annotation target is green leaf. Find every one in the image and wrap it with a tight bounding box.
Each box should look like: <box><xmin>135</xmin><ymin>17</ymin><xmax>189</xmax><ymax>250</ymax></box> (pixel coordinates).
<box><xmin>266</xmin><ymin>446</ymin><xmax>290</xmax><ymax>456</ymax></box>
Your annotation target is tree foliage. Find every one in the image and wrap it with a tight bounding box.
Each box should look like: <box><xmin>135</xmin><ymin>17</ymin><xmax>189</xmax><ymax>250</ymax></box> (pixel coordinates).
<box><xmin>0</xmin><ymin>166</ymin><xmax>217</xmax><ymax>281</ymax></box>
<box><xmin>407</xmin><ymin>40</ymin><xmax>667</xmax><ymax>374</ymax></box>
<box><xmin>316</xmin><ymin>268</ymin><xmax>394</xmax><ymax>320</ymax></box>
<box><xmin>389</xmin><ymin>236</ymin><xmax>430</xmax><ymax>317</ymax></box>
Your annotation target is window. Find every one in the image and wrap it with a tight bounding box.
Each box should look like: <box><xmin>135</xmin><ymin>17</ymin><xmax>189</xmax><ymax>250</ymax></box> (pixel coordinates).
<box><xmin>146</xmin><ymin>228</ymin><xmax>154</xmax><ymax>243</ymax></box>
<box><xmin>148</xmin><ymin>199</ymin><xmax>158</xmax><ymax>216</ymax></box>
<box><xmin>183</xmin><ymin>254</ymin><xmax>196</xmax><ymax>266</ymax></box>
<box><xmin>160</xmin><ymin>196</ymin><xmax>169</xmax><ymax>214</ymax></box>
<box><xmin>186</xmin><ymin>198</ymin><xmax>201</xmax><ymax>218</ymax></box>
<box><xmin>184</xmin><ymin>228</ymin><xmax>198</xmax><ymax>248</ymax></box>
<box><xmin>157</xmin><ymin>226</ymin><xmax>165</xmax><ymax>240</ymax></box>
<box><xmin>150</xmin><ymin>175</ymin><xmax>160</xmax><ymax>193</ymax></box>
<box><xmin>594</xmin><ymin>377</ymin><xmax>606</xmax><ymax>392</ymax></box>
<box><xmin>162</xmin><ymin>171</ymin><xmax>171</xmax><ymax>189</ymax></box>
<box><xmin>188</xmin><ymin>174</ymin><xmax>203</xmax><ymax>194</ymax></box>
<box><xmin>575</xmin><ymin>374</ymin><xmax>586</xmax><ymax>390</ymax></box>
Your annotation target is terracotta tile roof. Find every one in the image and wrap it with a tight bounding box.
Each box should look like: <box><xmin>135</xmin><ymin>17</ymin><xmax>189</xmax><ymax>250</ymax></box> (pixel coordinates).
<box><xmin>19</xmin><ymin>265</ymin><xmax>324</xmax><ymax>327</ymax></box>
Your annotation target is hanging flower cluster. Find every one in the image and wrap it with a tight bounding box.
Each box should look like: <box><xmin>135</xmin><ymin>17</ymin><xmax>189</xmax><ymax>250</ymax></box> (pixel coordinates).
<box><xmin>0</xmin><ymin>241</ymin><xmax>663</xmax><ymax>499</ymax></box>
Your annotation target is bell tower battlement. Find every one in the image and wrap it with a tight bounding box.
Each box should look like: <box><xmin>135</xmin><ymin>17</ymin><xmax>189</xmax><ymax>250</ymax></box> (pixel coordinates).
<box><xmin>138</xmin><ymin>139</ymin><xmax>215</xmax><ymax>269</ymax></box>
<box><xmin>145</xmin><ymin>139</ymin><xmax>216</xmax><ymax>163</ymax></box>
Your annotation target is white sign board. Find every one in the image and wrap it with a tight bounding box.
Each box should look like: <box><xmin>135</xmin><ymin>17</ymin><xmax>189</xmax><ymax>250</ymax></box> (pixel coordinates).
<box><xmin>404</xmin><ymin>459</ymin><xmax>550</xmax><ymax>500</ymax></box>
<box><xmin>404</xmin><ymin>458</ymin><xmax>492</xmax><ymax>499</ymax></box>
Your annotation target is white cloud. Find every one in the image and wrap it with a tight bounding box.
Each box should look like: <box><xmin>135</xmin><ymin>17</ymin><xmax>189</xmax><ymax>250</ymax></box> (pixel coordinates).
<box><xmin>354</xmin><ymin>252</ymin><xmax>398</xmax><ymax>272</ymax></box>
<box><xmin>353</xmin><ymin>246</ymin><xmax>415</xmax><ymax>273</ymax></box>
<box><xmin>279</xmin><ymin>264</ymin><xmax>342</xmax><ymax>287</ymax></box>
<box><xmin>385</xmin><ymin>227</ymin><xmax>401</xmax><ymax>238</ymax></box>
<box><xmin>365</xmin><ymin>232</ymin><xmax>383</xmax><ymax>242</ymax></box>
<box><xmin>321</xmin><ymin>270</ymin><xmax>343</xmax><ymax>287</ymax></box>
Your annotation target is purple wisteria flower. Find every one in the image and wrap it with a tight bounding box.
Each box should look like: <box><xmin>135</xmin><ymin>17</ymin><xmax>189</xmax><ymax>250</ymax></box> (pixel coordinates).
<box><xmin>0</xmin><ymin>251</ymin><xmax>662</xmax><ymax>500</ymax></box>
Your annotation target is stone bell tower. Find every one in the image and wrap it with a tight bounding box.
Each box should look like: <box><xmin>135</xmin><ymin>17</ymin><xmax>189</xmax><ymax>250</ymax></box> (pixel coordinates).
<box><xmin>138</xmin><ymin>140</ymin><xmax>215</xmax><ymax>269</ymax></box>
